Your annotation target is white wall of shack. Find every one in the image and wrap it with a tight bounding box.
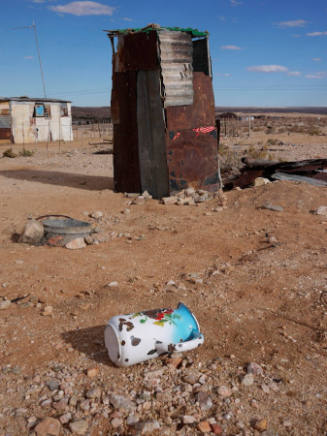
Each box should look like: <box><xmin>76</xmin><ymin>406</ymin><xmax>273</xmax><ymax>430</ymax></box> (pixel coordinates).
<box><xmin>10</xmin><ymin>101</ymin><xmax>73</xmax><ymax>144</ymax></box>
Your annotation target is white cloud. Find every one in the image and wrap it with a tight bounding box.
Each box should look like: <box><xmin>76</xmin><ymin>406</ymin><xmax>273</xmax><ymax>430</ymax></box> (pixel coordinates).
<box><xmin>123</xmin><ymin>17</ymin><xmax>133</xmax><ymax>22</ymax></box>
<box><xmin>216</xmin><ymin>72</ymin><xmax>232</xmax><ymax>77</ymax></box>
<box><xmin>247</xmin><ymin>65</ymin><xmax>288</xmax><ymax>73</ymax></box>
<box><xmin>277</xmin><ymin>19</ymin><xmax>307</xmax><ymax>28</ymax></box>
<box><xmin>219</xmin><ymin>16</ymin><xmax>226</xmax><ymax>22</ymax></box>
<box><xmin>307</xmin><ymin>31</ymin><xmax>327</xmax><ymax>36</ymax></box>
<box><xmin>221</xmin><ymin>45</ymin><xmax>241</xmax><ymax>50</ymax></box>
<box><xmin>305</xmin><ymin>71</ymin><xmax>327</xmax><ymax>79</ymax></box>
<box><xmin>50</xmin><ymin>1</ymin><xmax>115</xmax><ymax>16</ymax></box>
<box><xmin>312</xmin><ymin>57</ymin><xmax>321</xmax><ymax>62</ymax></box>
<box><xmin>230</xmin><ymin>0</ymin><xmax>242</xmax><ymax>6</ymax></box>
<box><xmin>24</xmin><ymin>56</ymin><xmax>34</xmax><ymax>60</ymax></box>
<box><xmin>288</xmin><ymin>71</ymin><xmax>301</xmax><ymax>76</ymax></box>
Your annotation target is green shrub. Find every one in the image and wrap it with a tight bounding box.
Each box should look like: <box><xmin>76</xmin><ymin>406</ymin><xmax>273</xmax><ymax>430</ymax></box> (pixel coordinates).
<box><xmin>19</xmin><ymin>148</ymin><xmax>34</xmax><ymax>157</ymax></box>
<box><xmin>3</xmin><ymin>148</ymin><xmax>17</xmax><ymax>158</ymax></box>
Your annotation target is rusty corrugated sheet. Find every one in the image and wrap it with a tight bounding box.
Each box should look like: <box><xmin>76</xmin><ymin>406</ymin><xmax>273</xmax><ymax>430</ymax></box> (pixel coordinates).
<box><xmin>158</xmin><ymin>31</ymin><xmax>194</xmax><ymax>107</ymax></box>
<box><xmin>137</xmin><ymin>70</ymin><xmax>169</xmax><ymax>198</ymax></box>
<box><xmin>112</xmin><ymin>71</ymin><xmax>141</xmax><ymax>193</ymax></box>
<box><xmin>165</xmin><ymin>72</ymin><xmax>216</xmax><ymax>130</ymax></box>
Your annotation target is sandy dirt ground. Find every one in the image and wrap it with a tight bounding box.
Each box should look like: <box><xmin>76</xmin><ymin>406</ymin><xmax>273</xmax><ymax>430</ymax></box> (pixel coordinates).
<box><xmin>0</xmin><ymin>115</ymin><xmax>327</xmax><ymax>436</ymax></box>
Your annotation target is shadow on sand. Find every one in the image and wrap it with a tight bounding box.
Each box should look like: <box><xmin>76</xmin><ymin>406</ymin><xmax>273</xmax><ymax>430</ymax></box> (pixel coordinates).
<box><xmin>0</xmin><ymin>169</ymin><xmax>114</xmax><ymax>191</ymax></box>
<box><xmin>62</xmin><ymin>325</ymin><xmax>115</xmax><ymax>367</ymax></box>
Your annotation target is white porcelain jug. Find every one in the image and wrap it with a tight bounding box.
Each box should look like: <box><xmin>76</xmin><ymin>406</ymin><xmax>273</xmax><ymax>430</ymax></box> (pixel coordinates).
<box><xmin>104</xmin><ymin>302</ymin><xmax>204</xmax><ymax>367</ymax></box>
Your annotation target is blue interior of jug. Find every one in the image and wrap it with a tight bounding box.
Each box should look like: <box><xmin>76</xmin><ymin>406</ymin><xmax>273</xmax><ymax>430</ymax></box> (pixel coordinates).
<box><xmin>172</xmin><ymin>302</ymin><xmax>200</xmax><ymax>343</ymax></box>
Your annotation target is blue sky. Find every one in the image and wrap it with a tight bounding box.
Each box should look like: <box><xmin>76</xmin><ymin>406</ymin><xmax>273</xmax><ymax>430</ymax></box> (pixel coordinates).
<box><xmin>0</xmin><ymin>0</ymin><xmax>326</xmax><ymax>107</ymax></box>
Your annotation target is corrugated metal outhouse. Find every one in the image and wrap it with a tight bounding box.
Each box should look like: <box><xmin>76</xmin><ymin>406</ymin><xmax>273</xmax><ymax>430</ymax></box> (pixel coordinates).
<box><xmin>106</xmin><ymin>24</ymin><xmax>219</xmax><ymax>198</ymax></box>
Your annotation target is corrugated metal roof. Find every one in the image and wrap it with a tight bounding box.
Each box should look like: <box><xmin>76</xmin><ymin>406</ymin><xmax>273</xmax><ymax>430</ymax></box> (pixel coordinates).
<box><xmin>0</xmin><ymin>97</ymin><xmax>71</xmax><ymax>103</ymax></box>
<box><xmin>105</xmin><ymin>24</ymin><xmax>208</xmax><ymax>38</ymax></box>
<box><xmin>158</xmin><ymin>31</ymin><xmax>194</xmax><ymax>107</ymax></box>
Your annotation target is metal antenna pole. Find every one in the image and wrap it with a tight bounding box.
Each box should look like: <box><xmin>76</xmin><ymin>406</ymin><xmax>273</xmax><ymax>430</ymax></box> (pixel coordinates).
<box><xmin>12</xmin><ymin>21</ymin><xmax>47</xmax><ymax>98</ymax></box>
<box><xmin>32</xmin><ymin>21</ymin><xmax>47</xmax><ymax>98</ymax></box>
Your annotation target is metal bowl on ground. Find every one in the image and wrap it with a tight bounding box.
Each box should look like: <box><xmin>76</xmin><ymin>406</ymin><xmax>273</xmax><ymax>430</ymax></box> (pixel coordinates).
<box><xmin>38</xmin><ymin>215</ymin><xmax>92</xmax><ymax>246</ymax></box>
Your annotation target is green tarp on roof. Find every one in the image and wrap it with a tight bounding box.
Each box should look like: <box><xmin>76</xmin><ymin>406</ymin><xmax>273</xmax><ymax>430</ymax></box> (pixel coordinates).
<box><xmin>106</xmin><ymin>25</ymin><xmax>208</xmax><ymax>38</ymax></box>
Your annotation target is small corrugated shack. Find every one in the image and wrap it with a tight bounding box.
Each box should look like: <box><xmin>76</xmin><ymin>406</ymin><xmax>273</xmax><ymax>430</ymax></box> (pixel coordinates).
<box><xmin>106</xmin><ymin>24</ymin><xmax>219</xmax><ymax>198</ymax></box>
<box><xmin>0</xmin><ymin>97</ymin><xmax>73</xmax><ymax>144</ymax></box>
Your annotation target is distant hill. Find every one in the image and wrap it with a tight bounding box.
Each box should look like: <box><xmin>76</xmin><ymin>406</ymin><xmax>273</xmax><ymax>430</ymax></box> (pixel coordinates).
<box><xmin>71</xmin><ymin>105</ymin><xmax>327</xmax><ymax>123</ymax></box>
<box><xmin>72</xmin><ymin>106</ymin><xmax>111</xmax><ymax>124</ymax></box>
<box><xmin>215</xmin><ymin>106</ymin><xmax>327</xmax><ymax>115</ymax></box>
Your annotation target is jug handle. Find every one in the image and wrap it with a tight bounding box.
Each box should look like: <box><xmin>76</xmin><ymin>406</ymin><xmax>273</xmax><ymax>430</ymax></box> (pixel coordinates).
<box><xmin>155</xmin><ymin>333</ymin><xmax>204</xmax><ymax>354</ymax></box>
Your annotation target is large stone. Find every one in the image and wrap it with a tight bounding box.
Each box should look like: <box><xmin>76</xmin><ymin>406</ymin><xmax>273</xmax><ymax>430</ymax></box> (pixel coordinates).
<box><xmin>254</xmin><ymin>177</ymin><xmax>270</xmax><ymax>187</ymax></box>
<box><xmin>0</xmin><ymin>299</ymin><xmax>11</xmax><ymax>310</ymax></box>
<box><xmin>69</xmin><ymin>420</ymin><xmax>89</xmax><ymax>435</ymax></box>
<box><xmin>110</xmin><ymin>393</ymin><xmax>135</xmax><ymax>411</ymax></box>
<box><xmin>314</xmin><ymin>206</ymin><xmax>327</xmax><ymax>216</ymax></box>
<box><xmin>161</xmin><ymin>196</ymin><xmax>177</xmax><ymax>205</ymax></box>
<box><xmin>19</xmin><ymin>220</ymin><xmax>44</xmax><ymax>244</ymax></box>
<box><xmin>65</xmin><ymin>237</ymin><xmax>86</xmax><ymax>250</ymax></box>
<box><xmin>35</xmin><ymin>417</ymin><xmax>61</xmax><ymax>436</ymax></box>
<box><xmin>261</xmin><ymin>203</ymin><xmax>283</xmax><ymax>212</ymax></box>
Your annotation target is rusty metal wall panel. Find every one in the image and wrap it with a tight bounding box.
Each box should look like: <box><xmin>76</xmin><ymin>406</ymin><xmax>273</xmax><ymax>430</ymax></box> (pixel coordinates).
<box><xmin>116</xmin><ymin>31</ymin><xmax>159</xmax><ymax>72</ymax></box>
<box><xmin>158</xmin><ymin>31</ymin><xmax>194</xmax><ymax>107</ymax></box>
<box><xmin>166</xmin><ymin>129</ymin><xmax>219</xmax><ymax>193</ymax></box>
<box><xmin>0</xmin><ymin>128</ymin><xmax>11</xmax><ymax>140</ymax></box>
<box><xmin>137</xmin><ymin>70</ymin><xmax>169</xmax><ymax>198</ymax></box>
<box><xmin>165</xmin><ymin>72</ymin><xmax>216</xmax><ymax>131</ymax></box>
<box><xmin>192</xmin><ymin>38</ymin><xmax>211</xmax><ymax>76</ymax></box>
<box><xmin>112</xmin><ymin>71</ymin><xmax>141</xmax><ymax>193</ymax></box>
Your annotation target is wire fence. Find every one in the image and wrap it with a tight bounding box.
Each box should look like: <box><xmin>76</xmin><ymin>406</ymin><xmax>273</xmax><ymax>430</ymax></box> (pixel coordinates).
<box><xmin>0</xmin><ymin>122</ymin><xmax>113</xmax><ymax>148</ymax></box>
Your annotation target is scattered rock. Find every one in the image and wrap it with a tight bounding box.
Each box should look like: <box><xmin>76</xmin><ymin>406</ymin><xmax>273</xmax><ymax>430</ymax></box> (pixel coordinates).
<box><xmin>59</xmin><ymin>413</ymin><xmax>72</xmax><ymax>425</ymax></box>
<box><xmin>41</xmin><ymin>305</ymin><xmax>53</xmax><ymax>316</ymax></box>
<box><xmin>86</xmin><ymin>386</ymin><xmax>101</xmax><ymax>399</ymax></box>
<box><xmin>198</xmin><ymin>421</ymin><xmax>211</xmax><ymax>433</ymax></box>
<box><xmin>107</xmin><ymin>281</ymin><xmax>119</xmax><ymax>289</ymax></box>
<box><xmin>183</xmin><ymin>415</ymin><xmax>197</xmax><ymax>424</ymax></box>
<box><xmin>254</xmin><ymin>177</ymin><xmax>270</xmax><ymax>187</ymax></box>
<box><xmin>35</xmin><ymin>417</ymin><xmax>61</xmax><ymax>436</ymax></box>
<box><xmin>218</xmin><ymin>385</ymin><xmax>232</xmax><ymax>398</ymax></box>
<box><xmin>46</xmin><ymin>379</ymin><xmax>60</xmax><ymax>391</ymax></box>
<box><xmin>69</xmin><ymin>420</ymin><xmax>89</xmax><ymax>435</ymax></box>
<box><xmin>252</xmin><ymin>418</ymin><xmax>268</xmax><ymax>432</ymax></box>
<box><xmin>196</xmin><ymin>391</ymin><xmax>213</xmax><ymax>410</ymax></box>
<box><xmin>241</xmin><ymin>373</ymin><xmax>254</xmax><ymax>386</ymax></box>
<box><xmin>142</xmin><ymin>190</ymin><xmax>152</xmax><ymax>200</ymax></box>
<box><xmin>162</xmin><ymin>196</ymin><xmax>178</xmax><ymax>205</ymax></box>
<box><xmin>110</xmin><ymin>393</ymin><xmax>135</xmax><ymax>411</ymax></box>
<box><xmin>86</xmin><ymin>367</ymin><xmax>99</xmax><ymax>378</ymax></box>
<box><xmin>65</xmin><ymin>237</ymin><xmax>86</xmax><ymax>250</ymax></box>
<box><xmin>167</xmin><ymin>356</ymin><xmax>183</xmax><ymax>368</ymax></box>
<box><xmin>138</xmin><ymin>420</ymin><xmax>160</xmax><ymax>434</ymax></box>
<box><xmin>260</xmin><ymin>203</ymin><xmax>284</xmax><ymax>212</ymax></box>
<box><xmin>0</xmin><ymin>299</ymin><xmax>11</xmax><ymax>310</ymax></box>
<box><xmin>84</xmin><ymin>235</ymin><xmax>95</xmax><ymax>245</ymax></box>
<box><xmin>211</xmin><ymin>423</ymin><xmax>223</xmax><ymax>435</ymax></box>
<box><xmin>89</xmin><ymin>211</ymin><xmax>103</xmax><ymax>219</ymax></box>
<box><xmin>127</xmin><ymin>415</ymin><xmax>139</xmax><ymax>426</ymax></box>
<box><xmin>111</xmin><ymin>417</ymin><xmax>123</xmax><ymax>428</ymax></box>
<box><xmin>246</xmin><ymin>362</ymin><xmax>263</xmax><ymax>376</ymax></box>
<box><xmin>19</xmin><ymin>219</ymin><xmax>44</xmax><ymax>244</ymax></box>
<box><xmin>314</xmin><ymin>206</ymin><xmax>327</xmax><ymax>216</ymax></box>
